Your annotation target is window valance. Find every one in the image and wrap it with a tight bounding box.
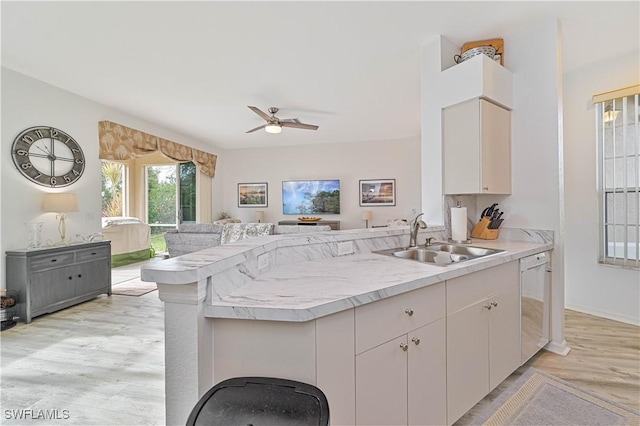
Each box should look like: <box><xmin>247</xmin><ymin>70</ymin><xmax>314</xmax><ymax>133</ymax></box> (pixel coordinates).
<box><xmin>592</xmin><ymin>85</ymin><xmax>639</xmax><ymax>104</ymax></box>
<box><xmin>98</xmin><ymin>121</ymin><xmax>217</xmax><ymax>178</ymax></box>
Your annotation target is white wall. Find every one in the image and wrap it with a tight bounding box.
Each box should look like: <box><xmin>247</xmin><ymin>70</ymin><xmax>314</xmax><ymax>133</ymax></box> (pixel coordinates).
<box><xmin>1</xmin><ymin>68</ymin><xmax>221</xmax><ymax>288</ymax></box>
<box><xmin>563</xmin><ymin>55</ymin><xmax>640</xmax><ymax>325</ymax></box>
<box><xmin>217</xmin><ymin>137</ymin><xmax>423</xmax><ymax>229</ymax></box>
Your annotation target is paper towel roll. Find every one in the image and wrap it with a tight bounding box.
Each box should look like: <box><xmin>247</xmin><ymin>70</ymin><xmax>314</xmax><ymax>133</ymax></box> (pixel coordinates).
<box><xmin>451</xmin><ymin>207</ymin><xmax>467</xmax><ymax>241</ymax></box>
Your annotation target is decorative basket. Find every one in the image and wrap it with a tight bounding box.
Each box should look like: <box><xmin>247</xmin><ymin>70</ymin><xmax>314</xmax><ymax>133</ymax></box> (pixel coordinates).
<box><xmin>1</xmin><ymin>289</ymin><xmax>18</xmax><ymax>330</ymax></box>
<box><xmin>455</xmin><ymin>45</ymin><xmax>497</xmax><ymax>64</ymax></box>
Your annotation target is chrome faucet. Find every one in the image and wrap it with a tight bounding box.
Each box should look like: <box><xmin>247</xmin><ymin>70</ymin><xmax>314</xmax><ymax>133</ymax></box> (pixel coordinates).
<box><xmin>409</xmin><ymin>213</ymin><xmax>427</xmax><ymax>247</ymax></box>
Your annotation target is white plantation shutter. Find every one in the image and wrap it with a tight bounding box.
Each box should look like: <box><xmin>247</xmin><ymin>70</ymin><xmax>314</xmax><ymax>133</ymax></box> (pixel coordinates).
<box><xmin>594</xmin><ymin>85</ymin><xmax>640</xmax><ymax>268</ymax></box>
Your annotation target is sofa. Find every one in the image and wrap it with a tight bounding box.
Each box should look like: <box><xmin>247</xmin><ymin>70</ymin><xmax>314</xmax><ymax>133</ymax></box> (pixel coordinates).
<box><xmin>164</xmin><ymin>223</ymin><xmax>332</xmax><ymax>257</ymax></box>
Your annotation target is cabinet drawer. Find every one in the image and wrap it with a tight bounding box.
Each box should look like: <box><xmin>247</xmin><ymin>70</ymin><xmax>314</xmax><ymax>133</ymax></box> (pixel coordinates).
<box><xmin>30</xmin><ymin>252</ymin><xmax>75</xmax><ymax>271</ymax></box>
<box><xmin>446</xmin><ymin>261</ymin><xmax>518</xmax><ymax>314</ymax></box>
<box><xmin>355</xmin><ymin>283</ymin><xmax>445</xmax><ymax>354</ymax></box>
<box><xmin>76</xmin><ymin>246</ymin><xmax>110</xmax><ymax>262</ymax></box>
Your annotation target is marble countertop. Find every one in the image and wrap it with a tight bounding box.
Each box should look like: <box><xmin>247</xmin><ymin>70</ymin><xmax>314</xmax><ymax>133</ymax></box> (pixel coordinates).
<box><xmin>204</xmin><ymin>239</ymin><xmax>552</xmax><ymax>322</ymax></box>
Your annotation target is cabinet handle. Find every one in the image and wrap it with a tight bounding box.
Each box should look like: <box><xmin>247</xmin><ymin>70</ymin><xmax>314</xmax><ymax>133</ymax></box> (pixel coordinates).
<box><xmin>51</xmin><ymin>259</ymin><xmax>57</xmax><ymax>262</ymax></box>
<box><xmin>77</xmin><ymin>274</ymin><xmax>82</xmax><ymax>278</ymax></box>
<box><xmin>491</xmin><ymin>302</ymin><xmax>498</xmax><ymax>308</ymax></box>
<box><xmin>483</xmin><ymin>187</ymin><xmax>489</xmax><ymax>191</ymax></box>
<box><xmin>68</xmin><ymin>276</ymin><xmax>73</xmax><ymax>280</ymax></box>
<box><xmin>91</xmin><ymin>252</ymin><xmax>97</xmax><ymax>255</ymax></box>
<box><xmin>484</xmin><ymin>304</ymin><xmax>492</xmax><ymax>310</ymax></box>
<box><xmin>411</xmin><ymin>337</ymin><xmax>420</xmax><ymax>345</ymax></box>
<box><xmin>400</xmin><ymin>343</ymin><xmax>408</xmax><ymax>352</ymax></box>
<box><xmin>405</xmin><ymin>308</ymin><xmax>414</xmax><ymax>316</ymax></box>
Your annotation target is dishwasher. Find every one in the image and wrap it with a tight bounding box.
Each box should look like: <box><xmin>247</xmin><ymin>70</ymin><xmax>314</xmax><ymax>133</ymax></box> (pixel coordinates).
<box><xmin>520</xmin><ymin>252</ymin><xmax>550</xmax><ymax>364</ymax></box>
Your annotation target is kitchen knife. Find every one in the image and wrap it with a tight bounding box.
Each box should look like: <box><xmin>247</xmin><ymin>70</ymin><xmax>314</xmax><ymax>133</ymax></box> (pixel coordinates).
<box><xmin>480</xmin><ymin>206</ymin><xmax>491</xmax><ymax>219</ymax></box>
<box><xmin>489</xmin><ymin>211</ymin><xmax>503</xmax><ymax>229</ymax></box>
<box><xmin>488</xmin><ymin>212</ymin><xmax>497</xmax><ymax>228</ymax></box>
<box><xmin>481</xmin><ymin>203</ymin><xmax>497</xmax><ymax>219</ymax></box>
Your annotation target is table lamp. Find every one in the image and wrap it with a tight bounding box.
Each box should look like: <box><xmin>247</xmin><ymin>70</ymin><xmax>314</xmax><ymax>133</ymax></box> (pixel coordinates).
<box><xmin>362</xmin><ymin>210</ymin><xmax>373</xmax><ymax>228</ymax></box>
<box><xmin>43</xmin><ymin>192</ymin><xmax>79</xmax><ymax>245</ymax></box>
<box><xmin>254</xmin><ymin>211</ymin><xmax>265</xmax><ymax>223</ymax></box>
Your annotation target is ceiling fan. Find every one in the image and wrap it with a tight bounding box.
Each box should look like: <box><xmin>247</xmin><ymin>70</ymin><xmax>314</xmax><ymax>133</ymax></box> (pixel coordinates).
<box><xmin>245</xmin><ymin>106</ymin><xmax>319</xmax><ymax>134</ymax></box>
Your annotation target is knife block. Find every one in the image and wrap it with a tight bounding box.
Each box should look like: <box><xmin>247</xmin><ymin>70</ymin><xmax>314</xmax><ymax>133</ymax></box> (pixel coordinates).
<box><xmin>471</xmin><ymin>217</ymin><xmax>499</xmax><ymax>240</ymax></box>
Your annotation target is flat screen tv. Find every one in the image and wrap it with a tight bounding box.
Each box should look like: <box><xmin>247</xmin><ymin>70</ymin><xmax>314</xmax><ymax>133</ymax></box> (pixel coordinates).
<box><xmin>282</xmin><ymin>180</ymin><xmax>340</xmax><ymax>215</ymax></box>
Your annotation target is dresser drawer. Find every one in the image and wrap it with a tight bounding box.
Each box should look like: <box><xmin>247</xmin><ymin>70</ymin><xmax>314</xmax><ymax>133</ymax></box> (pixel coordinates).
<box><xmin>76</xmin><ymin>246</ymin><xmax>111</xmax><ymax>262</ymax></box>
<box><xmin>355</xmin><ymin>282</ymin><xmax>445</xmax><ymax>354</ymax></box>
<box><xmin>30</xmin><ymin>252</ymin><xmax>75</xmax><ymax>271</ymax></box>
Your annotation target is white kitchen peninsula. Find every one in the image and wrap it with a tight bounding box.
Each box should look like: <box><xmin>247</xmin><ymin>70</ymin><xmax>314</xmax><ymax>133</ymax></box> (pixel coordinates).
<box><xmin>141</xmin><ymin>227</ymin><xmax>553</xmax><ymax>425</ymax></box>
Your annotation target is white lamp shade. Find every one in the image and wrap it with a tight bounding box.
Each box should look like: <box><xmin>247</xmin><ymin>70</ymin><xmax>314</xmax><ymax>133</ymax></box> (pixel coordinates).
<box><xmin>43</xmin><ymin>193</ymin><xmax>79</xmax><ymax>213</ymax></box>
<box><xmin>362</xmin><ymin>211</ymin><xmax>373</xmax><ymax>221</ymax></box>
<box><xmin>254</xmin><ymin>211</ymin><xmax>265</xmax><ymax>221</ymax></box>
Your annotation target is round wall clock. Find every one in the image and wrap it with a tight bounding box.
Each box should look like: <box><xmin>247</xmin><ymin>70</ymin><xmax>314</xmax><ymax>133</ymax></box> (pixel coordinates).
<box><xmin>11</xmin><ymin>126</ymin><xmax>85</xmax><ymax>187</ymax></box>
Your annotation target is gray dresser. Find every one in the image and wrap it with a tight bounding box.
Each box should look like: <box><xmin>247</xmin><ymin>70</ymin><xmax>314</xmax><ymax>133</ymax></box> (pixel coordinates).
<box><xmin>6</xmin><ymin>241</ymin><xmax>112</xmax><ymax>323</ymax></box>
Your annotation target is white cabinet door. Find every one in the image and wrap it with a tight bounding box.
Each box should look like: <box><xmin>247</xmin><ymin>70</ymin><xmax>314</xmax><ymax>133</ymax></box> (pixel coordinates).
<box><xmin>443</xmin><ymin>98</ymin><xmax>511</xmax><ymax>195</ymax></box>
<box><xmin>408</xmin><ymin>319</ymin><xmax>447</xmax><ymax>426</ymax></box>
<box><xmin>446</xmin><ymin>299</ymin><xmax>490</xmax><ymax>424</ymax></box>
<box><xmin>489</xmin><ymin>285</ymin><xmax>521</xmax><ymax>390</ymax></box>
<box><xmin>480</xmin><ymin>99</ymin><xmax>511</xmax><ymax>194</ymax></box>
<box><xmin>443</xmin><ymin>98</ymin><xmax>481</xmax><ymax>195</ymax></box>
<box><xmin>356</xmin><ymin>335</ymin><xmax>408</xmax><ymax>426</ymax></box>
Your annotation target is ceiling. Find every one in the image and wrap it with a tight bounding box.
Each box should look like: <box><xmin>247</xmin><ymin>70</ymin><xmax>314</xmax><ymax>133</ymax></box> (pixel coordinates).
<box><xmin>2</xmin><ymin>1</ymin><xmax>638</xmax><ymax>150</ymax></box>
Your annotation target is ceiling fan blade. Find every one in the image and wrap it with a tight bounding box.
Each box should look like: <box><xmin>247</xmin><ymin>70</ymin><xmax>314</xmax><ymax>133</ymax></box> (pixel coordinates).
<box><xmin>281</xmin><ymin>121</ymin><xmax>319</xmax><ymax>131</ymax></box>
<box><xmin>280</xmin><ymin>118</ymin><xmax>300</xmax><ymax>123</ymax></box>
<box><xmin>246</xmin><ymin>124</ymin><xmax>266</xmax><ymax>133</ymax></box>
<box><xmin>248</xmin><ymin>106</ymin><xmax>271</xmax><ymax>121</ymax></box>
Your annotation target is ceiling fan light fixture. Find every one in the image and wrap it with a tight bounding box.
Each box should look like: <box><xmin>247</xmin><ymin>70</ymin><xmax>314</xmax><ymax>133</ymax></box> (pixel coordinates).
<box><xmin>265</xmin><ymin>123</ymin><xmax>282</xmax><ymax>134</ymax></box>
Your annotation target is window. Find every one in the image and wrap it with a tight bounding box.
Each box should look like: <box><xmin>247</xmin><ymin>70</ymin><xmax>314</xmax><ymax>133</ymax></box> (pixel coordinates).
<box><xmin>595</xmin><ymin>86</ymin><xmax>639</xmax><ymax>268</ymax></box>
<box><xmin>101</xmin><ymin>161</ymin><xmax>127</xmax><ymax>217</ymax></box>
<box><xmin>145</xmin><ymin>162</ymin><xmax>197</xmax><ymax>253</ymax></box>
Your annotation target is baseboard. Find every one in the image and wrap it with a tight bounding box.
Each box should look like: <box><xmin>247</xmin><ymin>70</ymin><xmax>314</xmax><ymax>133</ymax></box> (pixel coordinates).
<box><xmin>545</xmin><ymin>339</ymin><xmax>571</xmax><ymax>356</ymax></box>
<box><xmin>565</xmin><ymin>303</ymin><xmax>640</xmax><ymax>327</ymax></box>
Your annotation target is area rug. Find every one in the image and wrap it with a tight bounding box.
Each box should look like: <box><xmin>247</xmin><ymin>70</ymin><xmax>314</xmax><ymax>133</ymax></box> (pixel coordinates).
<box><xmin>111</xmin><ymin>277</ymin><xmax>157</xmax><ymax>296</ymax></box>
<box><xmin>472</xmin><ymin>368</ymin><xmax>639</xmax><ymax>425</ymax></box>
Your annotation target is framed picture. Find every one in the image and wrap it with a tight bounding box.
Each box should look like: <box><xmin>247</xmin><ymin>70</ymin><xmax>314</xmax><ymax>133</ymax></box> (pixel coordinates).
<box><xmin>238</xmin><ymin>183</ymin><xmax>268</xmax><ymax>207</ymax></box>
<box><xmin>359</xmin><ymin>179</ymin><xmax>396</xmax><ymax>206</ymax></box>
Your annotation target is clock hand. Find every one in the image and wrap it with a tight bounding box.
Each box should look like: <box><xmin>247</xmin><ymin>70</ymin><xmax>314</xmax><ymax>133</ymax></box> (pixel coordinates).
<box><xmin>28</xmin><ymin>153</ymin><xmax>49</xmax><ymax>159</ymax></box>
<box><xmin>35</xmin><ymin>144</ymin><xmax>51</xmax><ymax>155</ymax></box>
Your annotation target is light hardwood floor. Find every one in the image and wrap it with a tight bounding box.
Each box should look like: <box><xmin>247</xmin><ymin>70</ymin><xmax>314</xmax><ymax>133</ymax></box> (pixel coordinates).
<box><xmin>457</xmin><ymin>309</ymin><xmax>640</xmax><ymax>424</ymax></box>
<box><xmin>1</xmin><ymin>262</ymin><xmax>638</xmax><ymax>425</ymax></box>
<box><xmin>0</xmin><ymin>261</ymin><xmax>165</xmax><ymax>425</ymax></box>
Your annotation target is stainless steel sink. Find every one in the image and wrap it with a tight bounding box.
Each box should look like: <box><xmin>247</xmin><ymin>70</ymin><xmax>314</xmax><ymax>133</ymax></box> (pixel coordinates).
<box><xmin>374</xmin><ymin>243</ymin><xmax>504</xmax><ymax>266</ymax></box>
<box><xmin>425</xmin><ymin>243</ymin><xmax>504</xmax><ymax>258</ymax></box>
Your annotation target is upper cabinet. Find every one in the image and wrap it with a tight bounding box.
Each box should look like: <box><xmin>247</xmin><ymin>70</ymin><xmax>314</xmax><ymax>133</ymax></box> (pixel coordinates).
<box><xmin>440</xmin><ymin>53</ymin><xmax>513</xmax><ymax>195</ymax></box>
<box><xmin>443</xmin><ymin>98</ymin><xmax>511</xmax><ymax>195</ymax></box>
